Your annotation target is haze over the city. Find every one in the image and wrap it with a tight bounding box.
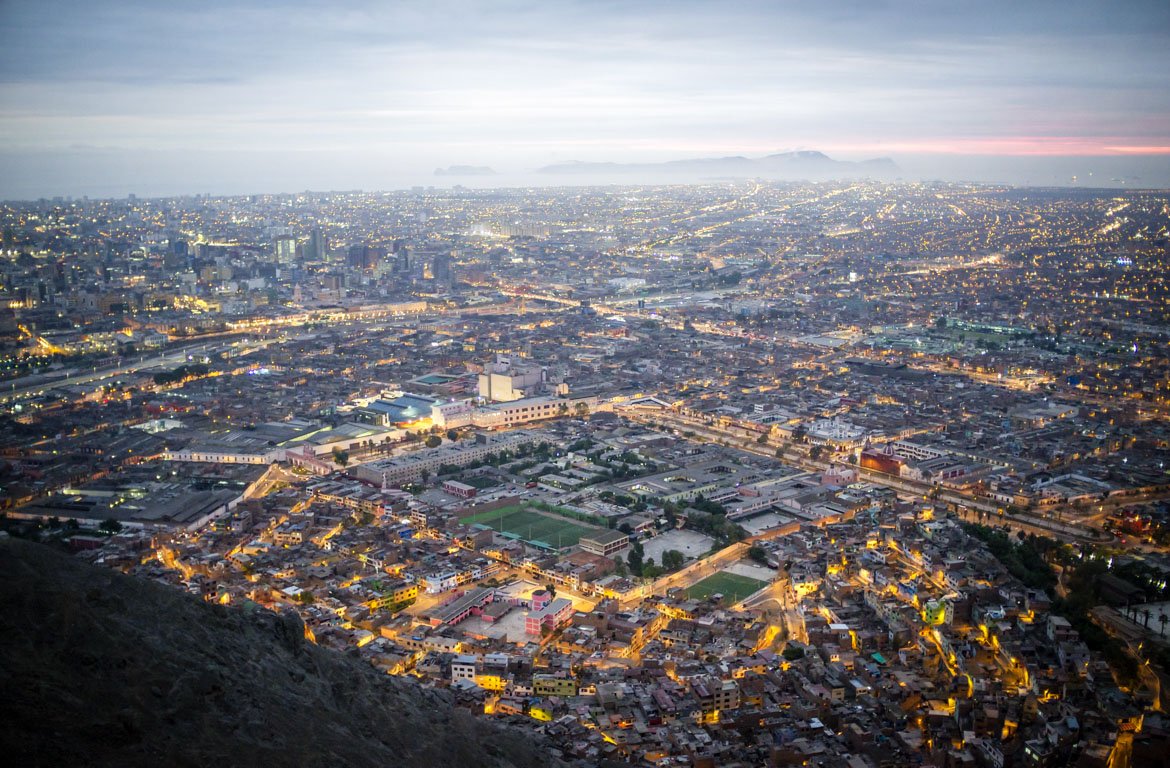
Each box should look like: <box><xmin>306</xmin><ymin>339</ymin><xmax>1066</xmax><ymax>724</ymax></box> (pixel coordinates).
<box><xmin>1</xmin><ymin>0</ymin><xmax>1169</xmax><ymax>198</ymax></box>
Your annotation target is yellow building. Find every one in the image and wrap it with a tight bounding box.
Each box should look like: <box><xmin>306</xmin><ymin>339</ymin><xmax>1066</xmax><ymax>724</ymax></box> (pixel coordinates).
<box><xmin>533</xmin><ymin>674</ymin><xmax>578</xmax><ymax>697</ymax></box>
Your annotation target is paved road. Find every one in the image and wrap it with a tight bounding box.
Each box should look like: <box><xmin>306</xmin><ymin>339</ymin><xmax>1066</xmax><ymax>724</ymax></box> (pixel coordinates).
<box><xmin>0</xmin><ymin>337</ymin><xmax>270</xmax><ymax>405</ymax></box>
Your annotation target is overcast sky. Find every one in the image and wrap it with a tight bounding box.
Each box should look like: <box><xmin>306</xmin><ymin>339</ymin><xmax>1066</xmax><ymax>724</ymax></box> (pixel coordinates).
<box><xmin>2</xmin><ymin>0</ymin><xmax>1169</xmax><ymax>197</ymax></box>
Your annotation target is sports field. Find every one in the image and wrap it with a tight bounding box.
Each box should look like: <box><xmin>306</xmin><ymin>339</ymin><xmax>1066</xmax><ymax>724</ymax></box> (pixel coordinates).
<box><xmin>466</xmin><ymin>504</ymin><xmax>598</xmax><ymax>549</ymax></box>
<box><xmin>685</xmin><ymin>571</ymin><xmax>768</xmax><ymax>603</ymax></box>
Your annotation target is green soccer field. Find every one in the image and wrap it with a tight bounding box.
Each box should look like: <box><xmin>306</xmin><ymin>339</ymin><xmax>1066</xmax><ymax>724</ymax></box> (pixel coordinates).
<box><xmin>466</xmin><ymin>504</ymin><xmax>598</xmax><ymax>549</ymax></box>
<box><xmin>685</xmin><ymin>571</ymin><xmax>768</xmax><ymax>603</ymax></box>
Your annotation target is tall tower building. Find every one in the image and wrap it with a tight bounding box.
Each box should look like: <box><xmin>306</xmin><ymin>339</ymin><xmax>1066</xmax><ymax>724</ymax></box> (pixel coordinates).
<box><xmin>431</xmin><ymin>252</ymin><xmax>453</xmax><ymax>284</ymax></box>
<box><xmin>308</xmin><ymin>227</ymin><xmax>327</xmax><ymax>262</ymax></box>
<box><xmin>346</xmin><ymin>243</ymin><xmax>386</xmax><ymax>273</ymax></box>
<box><xmin>274</xmin><ymin>235</ymin><xmax>297</xmax><ymax>265</ymax></box>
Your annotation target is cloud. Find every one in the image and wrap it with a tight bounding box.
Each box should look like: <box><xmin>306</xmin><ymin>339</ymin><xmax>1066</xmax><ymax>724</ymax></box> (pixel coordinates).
<box><xmin>0</xmin><ymin>0</ymin><xmax>1167</xmax><ymax>196</ymax></box>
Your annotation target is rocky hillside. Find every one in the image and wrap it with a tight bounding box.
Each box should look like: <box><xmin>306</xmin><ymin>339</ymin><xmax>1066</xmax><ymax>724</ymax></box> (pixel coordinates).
<box><xmin>0</xmin><ymin>536</ymin><xmax>563</xmax><ymax>768</ymax></box>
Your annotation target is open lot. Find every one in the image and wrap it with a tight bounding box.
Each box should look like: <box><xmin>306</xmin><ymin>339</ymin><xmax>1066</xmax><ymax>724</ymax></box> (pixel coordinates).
<box><xmin>457</xmin><ymin>608</ymin><xmax>531</xmax><ymax>643</ymax></box>
<box><xmin>642</xmin><ymin>529</ymin><xmax>714</xmax><ymax>565</ymax></box>
<box><xmin>724</xmin><ymin>560</ymin><xmax>777</xmax><ymax>582</ymax></box>
<box><xmin>466</xmin><ymin>503</ymin><xmax>599</xmax><ymax>549</ymax></box>
<box><xmin>685</xmin><ymin>571</ymin><xmax>769</xmax><ymax>603</ymax></box>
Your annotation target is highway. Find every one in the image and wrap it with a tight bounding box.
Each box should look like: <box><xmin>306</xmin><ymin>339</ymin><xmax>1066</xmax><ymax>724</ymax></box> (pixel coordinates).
<box><xmin>1</xmin><ymin>339</ymin><xmax>238</xmax><ymax>405</ymax></box>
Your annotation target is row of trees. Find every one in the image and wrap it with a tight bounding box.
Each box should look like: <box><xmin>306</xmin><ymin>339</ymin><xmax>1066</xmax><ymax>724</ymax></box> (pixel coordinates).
<box><xmin>152</xmin><ymin>363</ymin><xmax>209</xmax><ymax>386</ymax></box>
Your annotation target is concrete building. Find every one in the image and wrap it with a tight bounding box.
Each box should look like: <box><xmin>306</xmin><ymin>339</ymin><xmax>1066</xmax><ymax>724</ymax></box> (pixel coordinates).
<box><xmin>579</xmin><ymin>529</ymin><xmax>631</xmax><ymax>558</ymax></box>
<box><xmin>478</xmin><ymin>355</ymin><xmax>545</xmax><ymax>402</ymax></box>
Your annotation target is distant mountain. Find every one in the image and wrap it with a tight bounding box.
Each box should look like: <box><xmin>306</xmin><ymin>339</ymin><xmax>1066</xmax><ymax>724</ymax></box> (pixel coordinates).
<box><xmin>536</xmin><ymin>151</ymin><xmax>898</xmax><ymax>181</ymax></box>
<box><xmin>0</xmin><ymin>536</ymin><xmax>562</xmax><ymax>768</ymax></box>
<box><xmin>435</xmin><ymin>165</ymin><xmax>498</xmax><ymax>176</ymax></box>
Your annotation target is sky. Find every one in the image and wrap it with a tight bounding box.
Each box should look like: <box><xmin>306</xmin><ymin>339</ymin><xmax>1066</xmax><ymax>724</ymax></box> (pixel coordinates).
<box><xmin>1</xmin><ymin>0</ymin><xmax>1169</xmax><ymax>198</ymax></box>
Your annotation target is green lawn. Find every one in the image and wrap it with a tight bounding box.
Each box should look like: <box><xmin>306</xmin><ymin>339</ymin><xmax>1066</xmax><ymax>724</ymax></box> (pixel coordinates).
<box><xmin>685</xmin><ymin>571</ymin><xmax>768</xmax><ymax>603</ymax></box>
<box><xmin>466</xmin><ymin>504</ymin><xmax>598</xmax><ymax>549</ymax></box>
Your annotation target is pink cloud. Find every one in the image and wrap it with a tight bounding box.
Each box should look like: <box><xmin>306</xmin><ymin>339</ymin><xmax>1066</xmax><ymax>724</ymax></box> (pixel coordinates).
<box><xmin>819</xmin><ymin>137</ymin><xmax>1170</xmax><ymax>156</ymax></box>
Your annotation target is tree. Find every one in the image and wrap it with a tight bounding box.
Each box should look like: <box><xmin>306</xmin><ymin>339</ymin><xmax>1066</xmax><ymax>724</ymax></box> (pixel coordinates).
<box><xmin>424</xmin><ymin>435</ymin><xmax>442</xmax><ymax>448</ymax></box>
<box><xmin>809</xmin><ymin>445</ymin><xmax>824</xmax><ymax>462</ymax></box>
<box><xmin>332</xmin><ymin>448</ymin><xmax>349</xmax><ymax>468</ymax></box>
<box><xmin>662</xmin><ymin>549</ymin><xmax>685</xmax><ymax>571</ymax></box>
<box><xmin>545</xmin><ymin>583</ymin><xmax>557</xmax><ymax>598</ymax></box>
<box><xmin>748</xmin><ymin>544</ymin><xmax>768</xmax><ymax>564</ymax></box>
<box><xmin>99</xmin><ymin>518</ymin><xmax>122</xmax><ymax>534</ymax></box>
<box><xmin>574</xmin><ymin>402</ymin><xmax>589</xmax><ymax>419</ymax></box>
<box><xmin>446</xmin><ymin>429</ymin><xmax>459</xmax><ymax>442</ymax></box>
<box><xmin>627</xmin><ymin>544</ymin><xmax>644</xmax><ymax>576</ymax></box>
<box><xmin>420</xmin><ymin>469</ymin><xmax>431</xmax><ymax>484</ymax></box>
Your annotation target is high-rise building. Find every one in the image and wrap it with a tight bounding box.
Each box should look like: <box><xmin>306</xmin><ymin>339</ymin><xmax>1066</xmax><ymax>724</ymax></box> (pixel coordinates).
<box><xmin>346</xmin><ymin>244</ymin><xmax>385</xmax><ymax>272</ymax></box>
<box><xmin>432</xmin><ymin>252</ymin><xmax>453</xmax><ymax>284</ymax></box>
<box><xmin>308</xmin><ymin>227</ymin><xmax>327</xmax><ymax>262</ymax></box>
<box><xmin>274</xmin><ymin>235</ymin><xmax>297</xmax><ymax>265</ymax></box>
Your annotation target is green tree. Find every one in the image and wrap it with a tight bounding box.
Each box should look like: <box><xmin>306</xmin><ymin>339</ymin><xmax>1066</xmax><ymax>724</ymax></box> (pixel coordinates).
<box><xmin>425</xmin><ymin>435</ymin><xmax>442</xmax><ymax>448</ymax></box>
<box><xmin>627</xmin><ymin>543</ymin><xmax>644</xmax><ymax>576</ymax></box>
<box><xmin>574</xmin><ymin>402</ymin><xmax>589</xmax><ymax>419</ymax></box>
<box><xmin>332</xmin><ymin>448</ymin><xmax>349</xmax><ymax>467</ymax></box>
<box><xmin>99</xmin><ymin>518</ymin><xmax>123</xmax><ymax>534</ymax></box>
<box><xmin>662</xmin><ymin>549</ymin><xmax>685</xmax><ymax>571</ymax></box>
<box><xmin>748</xmin><ymin>544</ymin><xmax>768</xmax><ymax>564</ymax></box>
<box><xmin>446</xmin><ymin>429</ymin><xmax>459</xmax><ymax>441</ymax></box>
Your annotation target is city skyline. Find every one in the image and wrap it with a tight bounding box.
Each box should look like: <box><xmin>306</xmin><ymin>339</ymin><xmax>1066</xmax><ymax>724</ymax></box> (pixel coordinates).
<box><xmin>2</xmin><ymin>0</ymin><xmax>1170</xmax><ymax>198</ymax></box>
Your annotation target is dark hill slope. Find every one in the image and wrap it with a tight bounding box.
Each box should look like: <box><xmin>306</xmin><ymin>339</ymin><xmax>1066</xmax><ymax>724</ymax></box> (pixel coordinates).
<box><xmin>0</xmin><ymin>536</ymin><xmax>561</xmax><ymax>768</ymax></box>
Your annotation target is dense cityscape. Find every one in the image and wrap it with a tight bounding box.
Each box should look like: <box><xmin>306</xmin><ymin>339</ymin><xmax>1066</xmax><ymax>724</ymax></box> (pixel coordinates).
<box><xmin>2</xmin><ymin>179</ymin><xmax>1169</xmax><ymax>766</ymax></box>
